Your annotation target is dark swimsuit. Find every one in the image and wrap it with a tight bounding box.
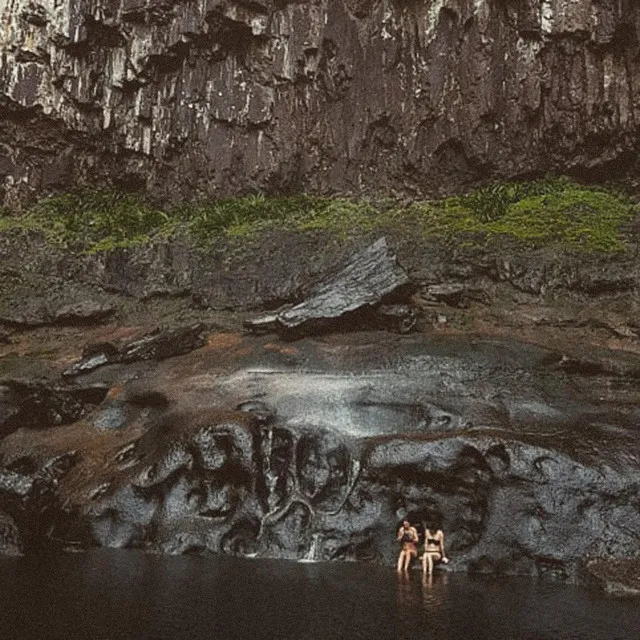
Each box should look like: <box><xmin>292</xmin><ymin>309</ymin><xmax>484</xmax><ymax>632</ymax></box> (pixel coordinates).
<box><xmin>425</xmin><ymin>532</ymin><xmax>441</xmax><ymax>556</ymax></box>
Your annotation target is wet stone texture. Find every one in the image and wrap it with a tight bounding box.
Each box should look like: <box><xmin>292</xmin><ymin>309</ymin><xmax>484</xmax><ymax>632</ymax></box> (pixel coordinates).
<box><xmin>0</xmin><ymin>380</ymin><xmax>109</xmax><ymax>437</ymax></box>
<box><xmin>245</xmin><ymin>237</ymin><xmax>413</xmax><ymax>338</ymax></box>
<box><xmin>0</xmin><ymin>510</ymin><xmax>21</xmax><ymax>555</ymax></box>
<box><xmin>1</xmin><ymin>332</ymin><xmax>639</xmax><ymax>585</ymax></box>
<box><xmin>2</xmin><ymin>0</ymin><xmax>640</xmax><ymax>203</ymax></box>
<box><xmin>0</xmin><ymin>462</ymin><xmax>64</xmax><ymax>554</ymax></box>
<box><xmin>585</xmin><ymin>558</ymin><xmax>640</xmax><ymax>596</ymax></box>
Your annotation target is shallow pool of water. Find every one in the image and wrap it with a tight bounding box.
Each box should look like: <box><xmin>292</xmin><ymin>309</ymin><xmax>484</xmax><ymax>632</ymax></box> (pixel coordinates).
<box><xmin>0</xmin><ymin>551</ymin><xmax>637</xmax><ymax>640</ymax></box>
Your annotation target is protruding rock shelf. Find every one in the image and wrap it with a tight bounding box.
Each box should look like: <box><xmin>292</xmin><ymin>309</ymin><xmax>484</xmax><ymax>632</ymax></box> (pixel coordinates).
<box><xmin>245</xmin><ymin>238</ymin><xmax>412</xmax><ymax>337</ymax></box>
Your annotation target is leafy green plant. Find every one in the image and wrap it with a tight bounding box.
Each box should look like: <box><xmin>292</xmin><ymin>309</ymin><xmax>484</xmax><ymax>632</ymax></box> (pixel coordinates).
<box><xmin>178</xmin><ymin>195</ymin><xmax>380</xmax><ymax>241</ymax></box>
<box><xmin>180</xmin><ymin>194</ymin><xmax>322</xmax><ymax>240</ymax></box>
<box><xmin>23</xmin><ymin>190</ymin><xmax>169</xmax><ymax>250</ymax></box>
<box><xmin>459</xmin><ymin>176</ymin><xmax>571</xmax><ymax>222</ymax></box>
<box><xmin>487</xmin><ymin>184</ymin><xmax>635</xmax><ymax>252</ymax></box>
<box><xmin>393</xmin><ymin>178</ymin><xmax>636</xmax><ymax>252</ymax></box>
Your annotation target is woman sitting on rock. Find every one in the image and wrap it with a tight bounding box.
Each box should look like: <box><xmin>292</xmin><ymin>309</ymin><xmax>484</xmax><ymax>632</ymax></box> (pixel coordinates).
<box><xmin>421</xmin><ymin>522</ymin><xmax>449</xmax><ymax>575</ymax></box>
<box><xmin>396</xmin><ymin>519</ymin><xmax>419</xmax><ymax>572</ymax></box>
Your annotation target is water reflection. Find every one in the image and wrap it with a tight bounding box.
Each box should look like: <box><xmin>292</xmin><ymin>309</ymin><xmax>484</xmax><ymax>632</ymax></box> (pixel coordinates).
<box><xmin>395</xmin><ymin>570</ymin><xmax>416</xmax><ymax>608</ymax></box>
<box><xmin>396</xmin><ymin>570</ymin><xmax>450</xmax><ymax>610</ymax></box>
<box><xmin>0</xmin><ymin>552</ymin><xmax>639</xmax><ymax>640</ymax></box>
<box><xmin>422</xmin><ymin>573</ymin><xmax>453</xmax><ymax>637</ymax></box>
<box><xmin>422</xmin><ymin>570</ymin><xmax>448</xmax><ymax>598</ymax></box>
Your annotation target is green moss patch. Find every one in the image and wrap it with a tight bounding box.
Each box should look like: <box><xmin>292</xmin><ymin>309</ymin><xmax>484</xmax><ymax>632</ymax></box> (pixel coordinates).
<box><xmin>0</xmin><ymin>191</ymin><xmax>170</xmax><ymax>252</ymax></box>
<box><xmin>406</xmin><ymin>178</ymin><xmax>636</xmax><ymax>252</ymax></box>
<box><xmin>0</xmin><ymin>178</ymin><xmax>636</xmax><ymax>254</ymax></box>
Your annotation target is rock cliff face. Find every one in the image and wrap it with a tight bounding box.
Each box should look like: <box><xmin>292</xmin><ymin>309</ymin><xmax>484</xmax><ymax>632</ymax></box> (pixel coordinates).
<box><xmin>1</xmin><ymin>331</ymin><xmax>640</xmax><ymax>580</ymax></box>
<box><xmin>1</xmin><ymin>232</ymin><xmax>640</xmax><ymax>584</ymax></box>
<box><xmin>2</xmin><ymin>0</ymin><xmax>640</xmax><ymax>204</ymax></box>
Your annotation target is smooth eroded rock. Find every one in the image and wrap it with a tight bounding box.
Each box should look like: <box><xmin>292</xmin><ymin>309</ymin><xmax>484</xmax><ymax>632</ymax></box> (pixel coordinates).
<box><xmin>2</xmin><ymin>332</ymin><xmax>639</xmax><ymax>576</ymax></box>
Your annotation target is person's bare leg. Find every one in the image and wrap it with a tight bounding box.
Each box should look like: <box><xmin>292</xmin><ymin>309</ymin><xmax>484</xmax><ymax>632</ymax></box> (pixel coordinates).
<box><xmin>421</xmin><ymin>553</ymin><xmax>427</xmax><ymax>574</ymax></box>
<box><xmin>422</xmin><ymin>572</ymin><xmax>433</xmax><ymax>589</ymax></box>
<box><xmin>402</xmin><ymin>552</ymin><xmax>411</xmax><ymax>572</ymax></box>
<box><xmin>397</xmin><ymin>551</ymin><xmax>404</xmax><ymax>572</ymax></box>
<box><xmin>426</xmin><ymin>553</ymin><xmax>434</xmax><ymax>575</ymax></box>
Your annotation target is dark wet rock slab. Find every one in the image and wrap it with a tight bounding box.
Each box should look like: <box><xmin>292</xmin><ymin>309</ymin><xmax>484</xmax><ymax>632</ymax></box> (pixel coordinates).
<box><xmin>0</xmin><ymin>379</ymin><xmax>109</xmax><ymax>436</ymax></box>
<box><xmin>117</xmin><ymin>323</ymin><xmax>207</xmax><ymax>363</ymax></box>
<box><xmin>585</xmin><ymin>558</ymin><xmax>640</xmax><ymax>596</ymax></box>
<box><xmin>245</xmin><ymin>238</ymin><xmax>412</xmax><ymax>337</ymax></box>
<box><xmin>1</xmin><ymin>332</ymin><xmax>639</xmax><ymax>578</ymax></box>
<box><xmin>0</xmin><ymin>458</ymin><xmax>74</xmax><ymax>554</ymax></box>
<box><xmin>0</xmin><ymin>467</ymin><xmax>40</xmax><ymax>556</ymax></box>
<box><xmin>63</xmin><ymin>323</ymin><xmax>207</xmax><ymax>377</ymax></box>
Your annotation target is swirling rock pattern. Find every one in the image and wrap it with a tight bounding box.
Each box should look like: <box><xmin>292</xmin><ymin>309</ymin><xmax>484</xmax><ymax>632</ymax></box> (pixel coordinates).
<box><xmin>1</xmin><ymin>331</ymin><xmax>639</xmax><ymax>581</ymax></box>
<box><xmin>2</xmin><ymin>0</ymin><xmax>640</xmax><ymax>203</ymax></box>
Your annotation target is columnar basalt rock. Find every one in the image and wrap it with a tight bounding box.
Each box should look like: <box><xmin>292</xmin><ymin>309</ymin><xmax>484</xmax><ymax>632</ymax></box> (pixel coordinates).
<box><xmin>1</xmin><ymin>0</ymin><xmax>640</xmax><ymax>203</ymax></box>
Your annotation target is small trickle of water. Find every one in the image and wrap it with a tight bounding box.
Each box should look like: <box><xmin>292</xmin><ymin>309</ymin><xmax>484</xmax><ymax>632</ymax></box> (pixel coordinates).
<box><xmin>261</xmin><ymin>427</ymin><xmax>279</xmax><ymax>510</ymax></box>
<box><xmin>300</xmin><ymin>533</ymin><xmax>323</xmax><ymax>563</ymax></box>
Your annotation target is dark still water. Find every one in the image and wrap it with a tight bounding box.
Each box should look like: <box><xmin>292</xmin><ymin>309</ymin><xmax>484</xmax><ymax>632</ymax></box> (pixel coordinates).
<box><xmin>0</xmin><ymin>551</ymin><xmax>638</xmax><ymax>640</ymax></box>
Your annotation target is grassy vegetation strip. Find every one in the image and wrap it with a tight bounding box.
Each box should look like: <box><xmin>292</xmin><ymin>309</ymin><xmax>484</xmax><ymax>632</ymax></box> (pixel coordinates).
<box><xmin>0</xmin><ymin>178</ymin><xmax>636</xmax><ymax>253</ymax></box>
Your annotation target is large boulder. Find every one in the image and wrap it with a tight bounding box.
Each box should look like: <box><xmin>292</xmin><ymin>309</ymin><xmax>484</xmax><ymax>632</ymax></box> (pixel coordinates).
<box><xmin>245</xmin><ymin>238</ymin><xmax>412</xmax><ymax>338</ymax></box>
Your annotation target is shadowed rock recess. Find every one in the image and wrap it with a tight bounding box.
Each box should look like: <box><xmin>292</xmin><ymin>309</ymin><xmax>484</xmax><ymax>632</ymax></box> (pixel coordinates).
<box><xmin>3</xmin><ymin>0</ymin><xmax>640</xmax><ymax>203</ymax></box>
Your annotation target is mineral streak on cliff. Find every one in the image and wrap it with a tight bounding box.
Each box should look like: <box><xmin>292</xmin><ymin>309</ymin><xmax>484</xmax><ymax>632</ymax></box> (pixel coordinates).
<box><xmin>0</xmin><ymin>0</ymin><xmax>639</xmax><ymax>203</ymax></box>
